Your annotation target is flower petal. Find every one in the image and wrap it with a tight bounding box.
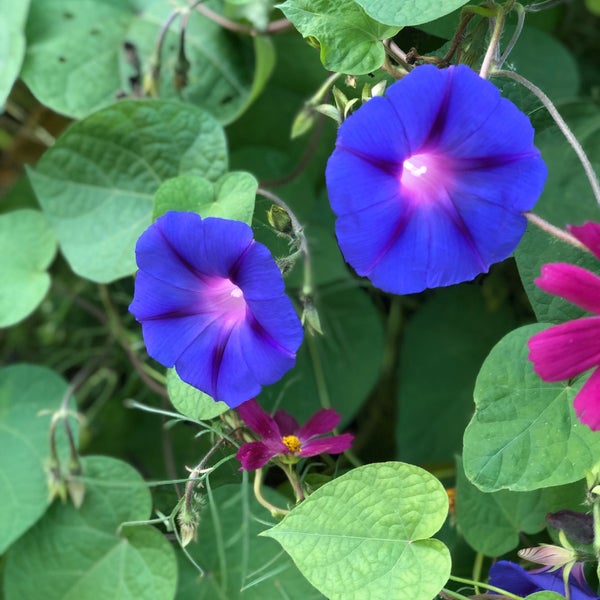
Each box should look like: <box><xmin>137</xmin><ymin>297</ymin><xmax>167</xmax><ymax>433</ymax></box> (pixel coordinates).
<box><xmin>157</xmin><ymin>212</ymin><xmax>254</xmax><ymax>278</ymax></box>
<box><xmin>237</xmin><ymin>399</ymin><xmax>282</xmax><ymax>440</ymax></box>
<box><xmin>535</xmin><ymin>263</ymin><xmax>600</xmax><ymax>314</ymax></box>
<box><xmin>574</xmin><ymin>368</ymin><xmax>600</xmax><ymax>431</ymax></box>
<box><xmin>568</xmin><ymin>221</ymin><xmax>600</xmax><ymax>260</ymax></box>
<box><xmin>487</xmin><ymin>561</ymin><xmax>590</xmax><ymax>598</ymax></box>
<box><xmin>174</xmin><ymin>322</ymin><xmax>260</xmax><ymax>407</ymax></box>
<box><xmin>236</xmin><ymin>441</ymin><xmax>279</xmax><ymax>471</ymax></box>
<box><xmin>234</xmin><ymin>241</ymin><xmax>285</xmax><ymax>300</ymax></box>
<box><xmin>300</xmin><ymin>433</ymin><xmax>354</xmax><ymax>458</ymax></box>
<box><xmin>528</xmin><ymin>317</ymin><xmax>600</xmax><ymax>381</ymax></box>
<box><xmin>273</xmin><ymin>410</ymin><xmax>300</xmax><ymax>436</ymax></box>
<box><xmin>298</xmin><ymin>408</ymin><xmax>341</xmax><ymax>440</ymax></box>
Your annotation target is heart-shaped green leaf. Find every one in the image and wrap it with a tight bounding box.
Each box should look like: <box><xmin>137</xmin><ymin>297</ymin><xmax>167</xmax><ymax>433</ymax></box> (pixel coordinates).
<box><xmin>463</xmin><ymin>324</ymin><xmax>600</xmax><ymax>492</ymax></box>
<box><xmin>262</xmin><ymin>462</ymin><xmax>450</xmax><ymax>600</ymax></box>
<box><xmin>4</xmin><ymin>455</ymin><xmax>177</xmax><ymax>600</ymax></box>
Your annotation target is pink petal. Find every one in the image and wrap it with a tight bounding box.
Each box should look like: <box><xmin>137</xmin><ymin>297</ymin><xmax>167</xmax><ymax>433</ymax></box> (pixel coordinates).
<box><xmin>236</xmin><ymin>399</ymin><xmax>280</xmax><ymax>440</ymax></box>
<box><xmin>299</xmin><ymin>433</ymin><xmax>354</xmax><ymax>458</ymax></box>
<box><xmin>236</xmin><ymin>441</ymin><xmax>279</xmax><ymax>470</ymax></box>
<box><xmin>535</xmin><ymin>263</ymin><xmax>600</xmax><ymax>314</ymax></box>
<box><xmin>528</xmin><ymin>317</ymin><xmax>600</xmax><ymax>380</ymax></box>
<box><xmin>298</xmin><ymin>409</ymin><xmax>341</xmax><ymax>441</ymax></box>
<box><xmin>574</xmin><ymin>368</ymin><xmax>600</xmax><ymax>430</ymax></box>
<box><xmin>273</xmin><ymin>410</ymin><xmax>299</xmax><ymax>436</ymax></box>
<box><xmin>568</xmin><ymin>222</ymin><xmax>600</xmax><ymax>260</ymax></box>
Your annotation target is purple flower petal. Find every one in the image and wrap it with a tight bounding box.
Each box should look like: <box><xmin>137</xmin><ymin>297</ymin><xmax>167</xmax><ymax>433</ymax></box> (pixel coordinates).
<box><xmin>274</xmin><ymin>410</ymin><xmax>300</xmax><ymax>436</ymax></box>
<box><xmin>535</xmin><ymin>263</ymin><xmax>600</xmax><ymax>314</ymax></box>
<box><xmin>574</xmin><ymin>368</ymin><xmax>600</xmax><ymax>431</ymax></box>
<box><xmin>568</xmin><ymin>222</ymin><xmax>600</xmax><ymax>260</ymax></box>
<box><xmin>326</xmin><ymin>65</ymin><xmax>547</xmax><ymax>295</ymax></box>
<box><xmin>130</xmin><ymin>213</ymin><xmax>303</xmax><ymax>407</ymax></box>
<box><xmin>300</xmin><ymin>433</ymin><xmax>354</xmax><ymax>458</ymax></box>
<box><xmin>298</xmin><ymin>408</ymin><xmax>341</xmax><ymax>440</ymax></box>
<box><xmin>528</xmin><ymin>317</ymin><xmax>600</xmax><ymax>381</ymax></box>
<box><xmin>236</xmin><ymin>441</ymin><xmax>282</xmax><ymax>471</ymax></box>
<box><xmin>237</xmin><ymin>399</ymin><xmax>281</xmax><ymax>440</ymax></box>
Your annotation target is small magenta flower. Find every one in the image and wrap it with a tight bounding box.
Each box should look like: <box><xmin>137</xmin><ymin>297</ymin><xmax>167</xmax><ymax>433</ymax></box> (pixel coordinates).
<box><xmin>528</xmin><ymin>222</ymin><xmax>600</xmax><ymax>430</ymax></box>
<box><xmin>235</xmin><ymin>399</ymin><xmax>353</xmax><ymax>470</ymax></box>
<box><xmin>326</xmin><ymin>64</ymin><xmax>547</xmax><ymax>295</ymax></box>
<box><xmin>129</xmin><ymin>212</ymin><xmax>303</xmax><ymax>408</ymax></box>
<box><xmin>488</xmin><ymin>560</ymin><xmax>598</xmax><ymax>599</ymax></box>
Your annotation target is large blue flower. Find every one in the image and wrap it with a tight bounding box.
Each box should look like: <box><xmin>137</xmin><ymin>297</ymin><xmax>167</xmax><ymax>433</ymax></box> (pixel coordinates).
<box><xmin>326</xmin><ymin>64</ymin><xmax>547</xmax><ymax>294</ymax></box>
<box><xmin>129</xmin><ymin>212</ymin><xmax>303</xmax><ymax>408</ymax></box>
<box><xmin>488</xmin><ymin>561</ymin><xmax>599</xmax><ymax>599</ymax></box>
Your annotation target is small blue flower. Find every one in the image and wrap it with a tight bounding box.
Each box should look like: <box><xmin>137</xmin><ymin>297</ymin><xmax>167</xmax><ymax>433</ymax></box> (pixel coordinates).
<box><xmin>488</xmin><ymin>560</ymin><xmax>599</xmax><ymax>599</ymax></box>
<box><xmin>129</xmin><ymin>212</ymin><xmax>303</xmax><ymax>407</ymax></box>
<box><xmin>326</xmin><ymin>64</ymin><xmax>547</xmax><ymax>295</ymax></box>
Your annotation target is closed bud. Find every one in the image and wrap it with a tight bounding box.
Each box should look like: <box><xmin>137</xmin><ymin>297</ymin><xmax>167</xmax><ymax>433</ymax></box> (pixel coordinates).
<box><xmin>518</xmin><ymin>542</ymin><xmax>576</xmax><ymax>569</ymax></box>
<box><xmin>267</xmin><ymin>205</ymin><xmax>294</xmax><ymax>236</ymax></box>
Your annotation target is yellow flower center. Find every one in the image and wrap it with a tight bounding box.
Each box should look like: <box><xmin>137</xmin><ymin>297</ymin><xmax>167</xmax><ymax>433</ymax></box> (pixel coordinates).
<box><xmin>282</xmin><ymin>435</ymin><xmax>302</xmax><ymax>453</ymax></box>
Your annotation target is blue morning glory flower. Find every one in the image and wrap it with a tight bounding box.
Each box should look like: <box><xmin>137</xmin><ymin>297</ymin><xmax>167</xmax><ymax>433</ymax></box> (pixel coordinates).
<box><xmin>325</xmin><ymin>64</ymin><xmax>547</xmax><ymax>295</ymax></box>
<box><xmin>129</xmin><ymin>212</ymin><xmax>303</xmax><ymax>408</ymax></box>
<box><xmin>488</xmin><ymin>560</ymin><xmax>599</xmax><ymax>599</ymax></box>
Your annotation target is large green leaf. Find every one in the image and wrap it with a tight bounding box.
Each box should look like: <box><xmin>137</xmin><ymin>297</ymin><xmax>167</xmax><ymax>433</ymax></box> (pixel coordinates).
<box><xmin>263</xmin><ymin>462</ymin><xmax>450</xmax><ymax>600</ymax></box>
<box><xmin>396</xmin><ymin>285</ymin><xmax>515</xmax><ymax>465</ymax></box>
<box><xmin>0</xmin><ymin>210</ymin><xmax>57</xmax><ymax>327</ymax></box>
<box><xmin>515</xmin><ymin>101</ymin><xmax>600</xmax><ymax>323</ymax></box>
<box><xmin>0</xmin><ymin>364</ymin><xmax>78</xmax><ymax>554</ymax></box>
<box><xmin>0</xmin><ymin>0</ymin><xmax>30</xmax><ymax>107</ymax></box>
<box><xmin>178</xmin><ymin>481</ymin><xmax>323</xmax><ymax>599</ymax></box>
<box><xmin>463</xmin><ymin>324</ymin><xmax>600</xmax><ymax>492</ymax></box>
<box><xmin>278</xmin><ymin>0</ymin><xmax>399</xmax><ymax>75</ymax></box>
<box><xmin>353</xmin><ymin>0</ymin><xmax>469</xmax><ymax>26</ymax></box>
<box><xmin>21</xmin><ymin>0</ymin><xmax>264</xmax><ymax>122</ymax></box>
<box><xmin>153</xmin><ymin>172</ymin><xmax>257</xmax><ymax>224</ymax></box>
<box><xmin>28</xmin><ymin>99</ymin><xmax>227</xmax><ymax>283</ymax></box>
<box><xmin>4</xmin><ymin>456</ymin><xmax>177</xmax><ymax>600</ymax></box>
<box><xmin>262</xmin><ymin>284</ymin><xmax>384</xmax><ymax>425</ymax></box>
<box><xmin>455</xmin><ymin>457</ymin><xmax>585</xmax><ymax>556</ymax></box>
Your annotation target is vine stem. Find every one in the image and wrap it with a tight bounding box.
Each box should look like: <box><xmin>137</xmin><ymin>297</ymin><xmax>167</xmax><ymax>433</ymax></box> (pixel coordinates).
<box><xmin>493</xmin><ymin>69</ymin><xmax>600</xmax><ymax>207</ymax></box>
<box><xmin>447</xmin><ymin>575</ymin><xmax>524</xmax><ymax>600</ymax></box>
<box><xmin>525</xmin><ymin>213</ymin><xmax>588</xmax><ymax>251</ymax></box>
<box><xmin>253</xmin><ymin>468</ymin><xmax>289</xmax><ymax>516</ymax></box>
<box><xmin>479</xmin><ymin>8</ymin><xmax>506</xmax><ymax>79</ymax></box>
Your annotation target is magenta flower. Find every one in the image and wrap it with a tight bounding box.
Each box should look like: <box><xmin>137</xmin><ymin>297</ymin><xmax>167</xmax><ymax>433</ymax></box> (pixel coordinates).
<box><xmin>326</xmin><ymin>64</ymin><xmax>547</xmax><ymax>295</ymax></box>
<box><xmin>129</xmin><ymin>212</ymin><xmax>303</xmax><ymax>408</ymax></box>
<box><xmin>528</xmin><ymin>222</ymin><xmax>600</xmax><ymax>430</ymax></box>
<box><xmin>235</xmin><ymin>399</ymin><xmax>353</xmax><ymax>470</ymax></box>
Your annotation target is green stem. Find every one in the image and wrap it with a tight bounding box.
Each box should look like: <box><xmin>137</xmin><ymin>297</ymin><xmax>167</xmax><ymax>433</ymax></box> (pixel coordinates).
<box><xmin>253</xmin><ymin>468</ymin><xmax>289</xmax><ymax>516</ymax></box>
<box><xmin>480</xmin><ymin>5</ymin><xmax>507</xmax><ymax>79</ymax></box>
<box><xmin>525</xmin><ymin>213</ymin><xmax>588</xmax><ymax>250</ymax></box>
<box><xmin>472</xmin><ymin>551</ymin><xmax>485</xmax><ymax>595</ymax></box>
<box><xmin>440</xmin><ymin>589</ymin><xmax>473</xmax><ymax>600</ymax></box>
<box><xmin>448</xmin><ymin>575</ymin><xmax>524</xmax><ymax>599</ymax></box>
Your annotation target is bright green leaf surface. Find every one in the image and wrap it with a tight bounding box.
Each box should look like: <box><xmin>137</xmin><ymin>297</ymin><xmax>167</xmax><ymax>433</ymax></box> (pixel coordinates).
<box><xmin>278</xmin><ymin>0</ymin><xmax>400</xmax><ymax>74</ymax></box>
<box><xmin>353</xmin><ymin>0</ymin><xmax>468</xmax><ymax>26</ymax></box>
<box><xmin>166</xmin><ymin>369</ymin><xmax>229</xmax><ymax>421</ymax></box>
<box><xmin>397</xmin><ymin>285</ymin><xmax>516</xmax><ymax>465</ymax></box>
<box><xmin>463</xmin><ymin>324</ymin><xmax>600</xmax><ymax>492</ymax></box>
<box><xmin>263</xmin><ymin>284</ymin><xmax>384</xmax><ymax>425</ymax></box>
<box><xmin>526</xmin><ymin>594</ymin><xmax>565</xmax><ymax>600</ymax></box>
<box><xmin>21</xmin><ymin>0</ymin><xmax>262</xmax><ymax>122</ymax></box>
<box><xmin>455</xmin><ymin>457</ymin><xmax>585</xmax><ymax>556</ymax></box>
<box><xmin>178</xmin><ymin>481</ymin><xmax>323</xmax><ymax>599</ymax></box>
<box><xmin>0</xmin><ymin>364</ymin><xmax>77</xmax><ymax>554</ymax></box>
<box><xmin>0</xmin><ymin>0</ymin><xmax>30</xmax><ymax>107</ymax></box>
<box><xmin>153</xmin><ymin>172</ymin><xmax>257</xmax><ymax>224</ymax></box>
<box><xmin>29</xmin><ymin>99</ymin><xmax>227</xmax><ymax>283</ymax></box>
<box><xmin>4</xmin><ymin>455</ymin><xmax>176</xmax><ymax>600</ymax></box>
<box><xmin>0</xmin><ymin>210</ymin><xmax>57</xmax><ymax>327</ymax></box>
<box><xmin>515</xmin><ymin>101</ymin><xmax>600</xmax><ymax>323</ymax></box>
<box><xmin>263</xmin><ymin>462</ymin><xmax>450</xmax><ymax>600</ymax></box>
